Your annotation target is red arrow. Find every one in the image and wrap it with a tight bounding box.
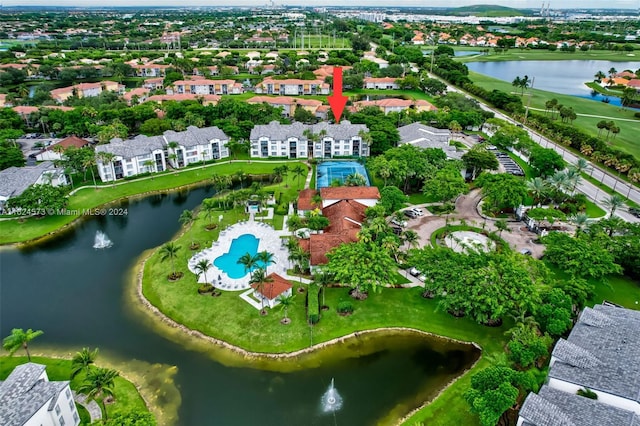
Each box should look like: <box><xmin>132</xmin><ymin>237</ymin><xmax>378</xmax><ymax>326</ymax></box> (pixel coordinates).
<box><xmin>328</xmin><ymin>66</ymin><xmax>348</xmax><ymax>123</ymax></box>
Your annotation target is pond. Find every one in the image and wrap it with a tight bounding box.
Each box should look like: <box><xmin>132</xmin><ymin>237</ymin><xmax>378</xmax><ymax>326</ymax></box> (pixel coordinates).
<box><xmin>0</xmin><ymin>187</ymin><xmax>479</xmax><ymax>425</ymax></box>
<box><xmin>466</xmin><ymin>59</ymin><xmax>640</xmax><ymax>108</ymax></box>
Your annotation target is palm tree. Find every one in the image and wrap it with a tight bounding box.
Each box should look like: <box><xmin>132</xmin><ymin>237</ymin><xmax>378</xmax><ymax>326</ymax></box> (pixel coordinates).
<box><xmin>314</xmin><ymin>272</ymin><xmax>333</xmax><ymax>307</ymax></box>
<box><xmin>401</xmin><ymin>229</ymin><xmax>419</xmax><ymax>251</ymax></box>
<box><xmin>250</xmin><ymin>268</ymin><xmax>273</xmax><ymax>314</ymax></box>
<box><xmin>604</xmin><ymin>194</ymin><xmax>625</xmax><ymax>217</ymax></box>
<box><xmin>292</xmin><ymin>164</ymin><xmax>306</xmax><ymax>189</ymax></box>
<box><xmin>495</xmin><ymin>219</ymin><xmax>509</xmax><ymax>237</ymax></box>
<box><xmin>195</xmin><ymin>259</ymin><xmax>211</xmax><ymax>283</ymax></box>
<box><xmin>96</xmin><ymin>152</ymin><xmax>116</xmax><ymax>182</ymax></box>
<box><xmin>526</xmin><ymin>177</ymin><xmax>548</xmax><ymax>206</ymax></box>
<box><xmin>179</xmin><ymin>209</ymin><xmax>194</xmax><ymax>228</ymax></box>
<box><xmin>256</xmin><ymin>250</ymin><xmax>276</xmax><ymax>274</ymax></box>
<box><xmin>159</xmin><ymin>242</ymin><xmax>181</xmax><ymax>279</ymax></box>
<box><xmin>2</xmin><ymin>328</ymin><xmax>44</xmax><ymax>362</ymax></box>
<box><xmin>237</xmin><ymin>252</ymin><xmax>258</xmax><ymax>279</ymax></box>
<box><xmin>71</xmin><ymin>347</ymin><xmax>99</xmax><ymax>379</ymax></box>
<box><xmin>570</xmin><ymin>213</ymin><xmax>589</xmax><ymax>236</ymax></box>
<box><xmin>143</xmin><ymin>159</ymin><xmax>155</xmax><ymax>173</ymax></box>
<box><xmin>512</xmin><ymin>76</ymin><xmax>522</xmax><ymax>93</ymax></box>
<box><xmin>277</xmin><ymin>293</ymin><xmax>294</xmax><ymax>323</ymax></box>
<box><xmin>82</xmin><ymin>155</ymin><xmax>98</xmax><ymax>187</ymax></box>
<box><xmin>594</xmin><ymin>70</ymin><xmax>606</xmax><ymax>82</ymax></box>
<box><xmin>77</xmin><ymin>368</ymin><xmax>119</xmax><ymax>421</ymax></box>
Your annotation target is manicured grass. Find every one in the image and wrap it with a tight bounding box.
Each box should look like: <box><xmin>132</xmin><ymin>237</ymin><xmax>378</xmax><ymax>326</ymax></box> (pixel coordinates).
<box><xmin>461</xmin><ymin>48</ymin><xmax>639</xmax><ymax>63</ymax></box>
<box><xmin>0</xmin><ymin>356</ymin><xmax>149</xmax><ymax>420</ymax></box>
<box><xmin>77</xmin><ymin>404</ymin><xmax>91</xmax><ymax>425</ymax></box>
<box><xmin>272</xmin><ymin>213</ymin><xmax>285</xmax><ymax>230</ymax></box>
<box><xmin>0</xmin><ymin>160</ymin><xmax>304</xmax><ymax>245</ymax></box>
<box><xmin>584</xmin><ymin>201</ymin><xmax>607</xmax><ymax>218</ymax></box>
<box><xmin>468</xmin><ymin>71</ymin><xmax>640</xmax><ymax>161</ymax></box>
<box><xmin>408</xmin><ymin>193</ymin><xmax>439</xmax><ymax>205</ymax></box>
<box><xmin>344</xmin><ymin>89</ymin><xmax>437</xmax><ymax>102</ymax></box>
<box><xmin>391</xmin><ymin>271</ymin><xmax>412</xmax><ymax>285</ymax></box>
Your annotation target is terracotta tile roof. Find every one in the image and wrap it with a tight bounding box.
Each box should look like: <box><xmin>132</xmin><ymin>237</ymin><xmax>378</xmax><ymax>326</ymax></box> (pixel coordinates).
<box><xmin>123</xmin><ymin>87</ymin><xmax>150</xmax><ymax>101</ymax></box>
<box><xmin>295</xmin><ymin>98</ymin><xmax>323</xmax><ymax>107</ymax></box>
<box><xmin>298</xmin><ymin>189</ymin><xmax>319</xmax><ymax>211</ymax></box>
<box><xmin>627</xmin><ymin>79</ymin><xmax>640</xmax><ymax>87</ymax></box>
<box><xmin>145</xmin><ymin>94</ymin><xmax>221</xmax><ymax>103</ymax></box>
<box><xmin>306</xmin><ymin>230</ymin><xmax>359</xmax><ymax>266</ymax></box>
<box><xmin>47</xmin><ymin>135</ymin><xmax>90</xmax><ymax>151</ymax></box>
<box><xmin>251</xmin><ymin>273</ymin><xmax>292</xmax><ymax>300</ymax></box>
<box><xmin>247</xmin><ymin>96</ymin><xmax>296</xmax><ymax>105</ymax></box>
<box><xmin>322</xmin><ymin>199</ymin><xmax>367</xmax><ymax>234</ymax></box>
<box><xmin>313</xmin><ymin>65</ymin><xmax>353</xmax><ymax>78</ymax></box>
<box><xmin>364</xmin><ymin>77</ymin><xmax>398</xmax><ymax>84</ymax></box>
<box><xmin>320</xmin><ymin>186</ymin><xmax>380</xmax><ymax>201</ymax></box>
<box><xmin>12</xmin><ymin>106</ymin><xmax>38</xmax><ymax>115</ymax></box>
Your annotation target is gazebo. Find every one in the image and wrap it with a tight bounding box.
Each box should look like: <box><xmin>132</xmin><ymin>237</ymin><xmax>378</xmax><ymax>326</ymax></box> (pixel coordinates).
<box><xmin>251</xmin><ymin>273</ymin><xmax>292</xmax><ymax>308</ymax></box>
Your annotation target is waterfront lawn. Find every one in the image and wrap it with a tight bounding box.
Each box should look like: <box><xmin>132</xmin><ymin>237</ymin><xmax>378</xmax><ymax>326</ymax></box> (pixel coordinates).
<box><xmin>462</xmin><ymin>48</ymin><xmax>638</xmax><ymax>63</ymax></box>
<box><xmin>0</xmin><ymin>160</ymin><xmax>305</xmax><ymax>245</ymax></box>
<box><xmin>468</xmin><ymin>71</ymin><xmax>639</xmax><ymax>161</ymax></box>
<box><xmin>0</xmin><ymin>356</ymin><xmax>149</xmax><ymax>420</ymax></box>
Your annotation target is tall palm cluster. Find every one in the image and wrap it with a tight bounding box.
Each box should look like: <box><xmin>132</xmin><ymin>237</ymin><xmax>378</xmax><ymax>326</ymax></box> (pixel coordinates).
<box><xmin>358</xmin><ymin>206</ymin><xmax>419</xmax><ymax>263</ymax></box>
<box><xmin>526</xmin><ymin>160</ymin><xmax>589</xmax><ymax>207</ymax></box>
<box><xmin>72</xmin><ymin>348</ymin><xmax>120</xmax><ymax>421</ymax></box>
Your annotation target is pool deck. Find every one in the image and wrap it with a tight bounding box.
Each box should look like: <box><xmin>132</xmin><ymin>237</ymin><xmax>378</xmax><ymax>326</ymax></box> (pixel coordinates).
<box><xmin>187</xmin><ymin>218</ymin><xmax>305</xmax><ymax>291</ymax></box>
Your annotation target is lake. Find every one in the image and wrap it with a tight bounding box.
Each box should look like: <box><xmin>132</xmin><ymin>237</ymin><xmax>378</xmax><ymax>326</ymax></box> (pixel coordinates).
<box><xmin>0</xmin><ymin>188</ymin><xmax>479</xmax><ymax>425</ymax></box>
<box><xmin>466</xmin><ymin>59</ymin><xmax>640</xmax><ymax>108</ymax></box>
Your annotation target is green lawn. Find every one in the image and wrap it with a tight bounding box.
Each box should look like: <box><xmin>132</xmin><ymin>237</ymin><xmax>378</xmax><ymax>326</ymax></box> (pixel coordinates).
<box><xmin>468</xmin><ymin>71</ymin><xmax>640</xmax><ymax>161</ymax></box>
<box><xmin>0</xmin><ymin>356</ymin><xmax>149</xmax><ymax>420</ymax></box>
<box><xmin>0</xmin><ymin>160</ymin><xmax>304</xmax><ymax>245</ymax></box>
<box><xmin>408</xmin><ymin>193</ymin><xmax>439</xmax><ymax>204</ymax></box>
<box><xmin>461</xmin><ymin>48</ymin><xmax>639</xmax><ymax>63</ymax></box>
<box><xmin>344</xmin><ymin>89</ymin><xmax>438</xmax><ymax>102</ymax></box>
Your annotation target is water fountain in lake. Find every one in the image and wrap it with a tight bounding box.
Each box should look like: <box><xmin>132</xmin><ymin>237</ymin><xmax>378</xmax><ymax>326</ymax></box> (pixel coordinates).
<box><xmin>321</xmin><ymin>378</ymin><xmax>343</xmax><ymax>413</ymax></box>
<box><xmin>93</xmin><ymin>231</ymin><xmax>113</xmax><ymax>249</ymax></box>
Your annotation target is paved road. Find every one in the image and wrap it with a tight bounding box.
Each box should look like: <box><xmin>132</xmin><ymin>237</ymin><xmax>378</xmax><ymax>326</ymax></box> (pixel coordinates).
<box><xmin>434</xmin><ymin>74</ymin><xmax>639</xmax><ymax>223</ymax></box>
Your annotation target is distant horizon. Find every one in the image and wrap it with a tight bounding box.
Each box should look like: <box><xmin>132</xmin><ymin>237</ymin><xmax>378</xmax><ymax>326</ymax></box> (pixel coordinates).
<box><xmin>1</xmin><ymin>1</ymin><xmax>639</xmax><ymax>10</ymax></box>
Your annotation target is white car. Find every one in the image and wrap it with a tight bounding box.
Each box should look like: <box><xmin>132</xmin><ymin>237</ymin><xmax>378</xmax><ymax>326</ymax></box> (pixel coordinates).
<box><xmin>411</xmin><ymin>207</ymin><xmax>424</xmax><ymax>216</ymax></box>
<box><xmin>409</xmin><ymin>267</ymin><xmax>421</xmax><ymax>276</ymax></box>
<box><xmin>391</xmin><ymin>219</ymin><xmax>408</xmax><ymax>228</ymax></box>
<box><xmin>418</xmin><ymin>275</ymin><xmax>427</xmax><ymax>282</ymax></box>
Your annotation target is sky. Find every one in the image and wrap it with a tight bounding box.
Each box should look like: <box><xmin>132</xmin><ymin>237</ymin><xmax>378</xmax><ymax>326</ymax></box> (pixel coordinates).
<box><xmin>1</xmin><ymin>0</ymin><xmax>639</xmax><ymax>9</ymax></box>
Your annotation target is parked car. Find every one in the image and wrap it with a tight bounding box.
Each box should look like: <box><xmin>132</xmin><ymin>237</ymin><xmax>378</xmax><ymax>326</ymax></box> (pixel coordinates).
<box><xmin>418</xmin><ymin>275</ymin><xmax>427</xmax><ymax>282</ymax></box>
<box><xmin>391</xmin><ymin>219</ymin><xmax>408</xmax><ymax>228</ymax></box>
<box><xmin>629</xmin><ymin>208</ymin><xmax>640</xmax><ymax>218</ymax></box>
<box><xmin>519</xmin><ymin>248</ymin><xmax>532</xmax><ymax>256</ymax></box>
<box><xmin>403</xmin><ymin>210</ymin><xmax>418</xmax><ymax>219</ymax></box>
<box><xmin>409</xmin><ymin>267</ymin><xmax>421</xmax><ymax>276</ymax></box>
<box><xmin>410</xmin><ymin>207</ymin><xmax>424</xmax><ymax>216</ymax></box>
<box><xmin>391</xmin><ymin>226</ymin><xmax>403</xmax><ymax>235</ymax></box>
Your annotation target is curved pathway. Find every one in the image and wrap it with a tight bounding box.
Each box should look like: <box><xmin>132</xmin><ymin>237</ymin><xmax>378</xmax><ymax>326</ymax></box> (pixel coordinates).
<box><xmin>73</xmin><ymin>391</ymin><xmax>102</xmax><ymax>423</ymax></box>
<box><xmin>407</xmin><ymin>189</ymin><xmax>546</xmax><ymax>258</ymax></box>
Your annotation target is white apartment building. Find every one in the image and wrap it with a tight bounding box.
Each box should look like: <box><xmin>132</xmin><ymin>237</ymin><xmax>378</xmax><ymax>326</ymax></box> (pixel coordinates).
<box><xmin>96</xmin><ymin>135</ymin><xmax>167</xmax><ymax>182</ymax></box>
<box><xmin>0</xmin><ymin>363</ymin><xmax>80</xmax><ymax>426</ymax></box>
<box><xmin>163</xmin><ymin>126</ymin><xmax>230</xmax><ymax>168</ymax></box>
<box><xmin>249</xmin><ymin>121</ymin><xmax>369</xmax><ymax>159</ymax></box>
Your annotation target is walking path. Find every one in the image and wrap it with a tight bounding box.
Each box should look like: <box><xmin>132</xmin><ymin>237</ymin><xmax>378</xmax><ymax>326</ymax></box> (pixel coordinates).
<box><xmin>303</xmin><ymin>163</ymin><xmax>313</xmax><ymax>190</ymax></box>
<box><xmin>73</xmin><ymin>392</ymin><xmax>102</xmax><ymax>423</ymax></box>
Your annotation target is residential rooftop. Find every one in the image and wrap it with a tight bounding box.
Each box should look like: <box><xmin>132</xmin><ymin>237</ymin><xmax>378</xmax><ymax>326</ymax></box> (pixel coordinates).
<box><xmin>0</xmin><ymin>162</ymin><xmax>57</xmax><ymax>199</ymax></box>
<box><xmin>549</xmin><ymin>304</ymin><xmax>640</xmax><ymax>402</ymax></box>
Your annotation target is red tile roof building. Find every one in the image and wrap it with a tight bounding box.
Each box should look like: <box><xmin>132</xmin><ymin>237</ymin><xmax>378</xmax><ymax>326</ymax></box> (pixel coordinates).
<box><xmin>251</xmin><ymin>273</ymin><xmax>292</xmax><ymax>306</ymax></box>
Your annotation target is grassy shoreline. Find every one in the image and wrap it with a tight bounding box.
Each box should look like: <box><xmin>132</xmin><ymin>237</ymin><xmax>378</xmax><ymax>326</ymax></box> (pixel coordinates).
<box><xmin>467</xmin><ymin>71</ymin><xmax>639</xmax><ymax>160</ymax></box>
<box><xmin>0</xmin><ymin>160</ymin><xmax>302</xmax><ymax>245</ymax></box>
<box><xmin>460</xmin><ymin>48</ymin><xmax>639</xmax><ymax>63</ymax></box>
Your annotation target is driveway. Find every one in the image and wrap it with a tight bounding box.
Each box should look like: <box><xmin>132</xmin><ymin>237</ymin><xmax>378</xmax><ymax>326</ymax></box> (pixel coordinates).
<box><xmin>407</xmin><ymin>189</ymin><xmax>546</xmax><ymax>258</ymax></box>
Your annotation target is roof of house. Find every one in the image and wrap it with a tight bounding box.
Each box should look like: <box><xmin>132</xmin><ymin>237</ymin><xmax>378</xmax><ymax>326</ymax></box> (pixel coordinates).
<box><xmin>549</xmin><ymin>304</ymin><xmax>640</xmax><ymax>402</ymax></box>
<box><xmin>251</xmin><ymin>273</ymin><xmax>292</xmax><ymax>300</ymax></box>
<box><xmin>298</xmin><ymin>189</ymin><xmax>319</xmax><ymax>211</ymax></box>
<box><xmin>163</xmin><ymin>125</ymin><xmax>228</xmax><ymax>148</ymax></box>
<box><xmin>322</xmin><ymin>199</ymin><xmax>367</xmax><ymax>234</ymax></box>
<box><xmin>363</xmin><ymin>77</ymin><xmax>398</xmax><ymax>84</ymax></box>
<box><xmin>319</xmin><ymin>186</ymin><xmax>380</xmax><ymax>201</ymax></box>
<box><xmin>301</xmin><ymin>230</ymin><xmax>359</xmax><ymax>266</ymax></box>
<box><xmin>96</xmin><ymin>134</ymin><xmax>166</xmax><ymax>159</ymax></box>
<box><xmin>256</xmin><ymin>77</ymin><xmax>328</xmax><ymax>88</ymax></box>
<box><xmin>398</xmin><ymin>123</ymin><xmax>461</xmax><ymax>160</ymax></box>
<box><xmin>45</xmin><ymin>135</ymin><xmax>90</xmax><ymax>152</ymax></box>
<box><xmin>519</xmin><ymin>385</ymin><xmax>640</xmax><ymax>426</ymax></box>
<box><xmin>123</xmin><ymin>87</ymin><xmax>151</xmax><ymax>101</ymax></box>
<box><xmin>0</xmin><ymin>162</ymin><xmax>58</xmax><ymax>199</ymax></box>
<box><xmin>627</xmin><ymin>79</ymin><xmax>640</xmax><ymax>87</ymax></box>
<box><xmin>0</xmin><ymin>363</ymin><xmax>69</xmax><ymax>426</ymax></box>
<box><xmin>144</xmin><ymin>94</ymin><xmax>221</xmax><ymax>103</ymax></box>
<box><xmin>247</xmin><ymin>95</ymin><xmax>296</xmax><ymax>106</ymax></box>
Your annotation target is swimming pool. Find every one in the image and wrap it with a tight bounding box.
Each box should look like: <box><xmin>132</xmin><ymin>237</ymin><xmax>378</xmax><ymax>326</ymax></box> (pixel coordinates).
<box><xmin>316</xmin><ymin>161</ymin><xmax>370</xmax><ymax>188</ymax></box>
<box><xmin>214</xmin><ymin>234</ymin><xmax>263</xmax><ymax>279</ymax></box>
